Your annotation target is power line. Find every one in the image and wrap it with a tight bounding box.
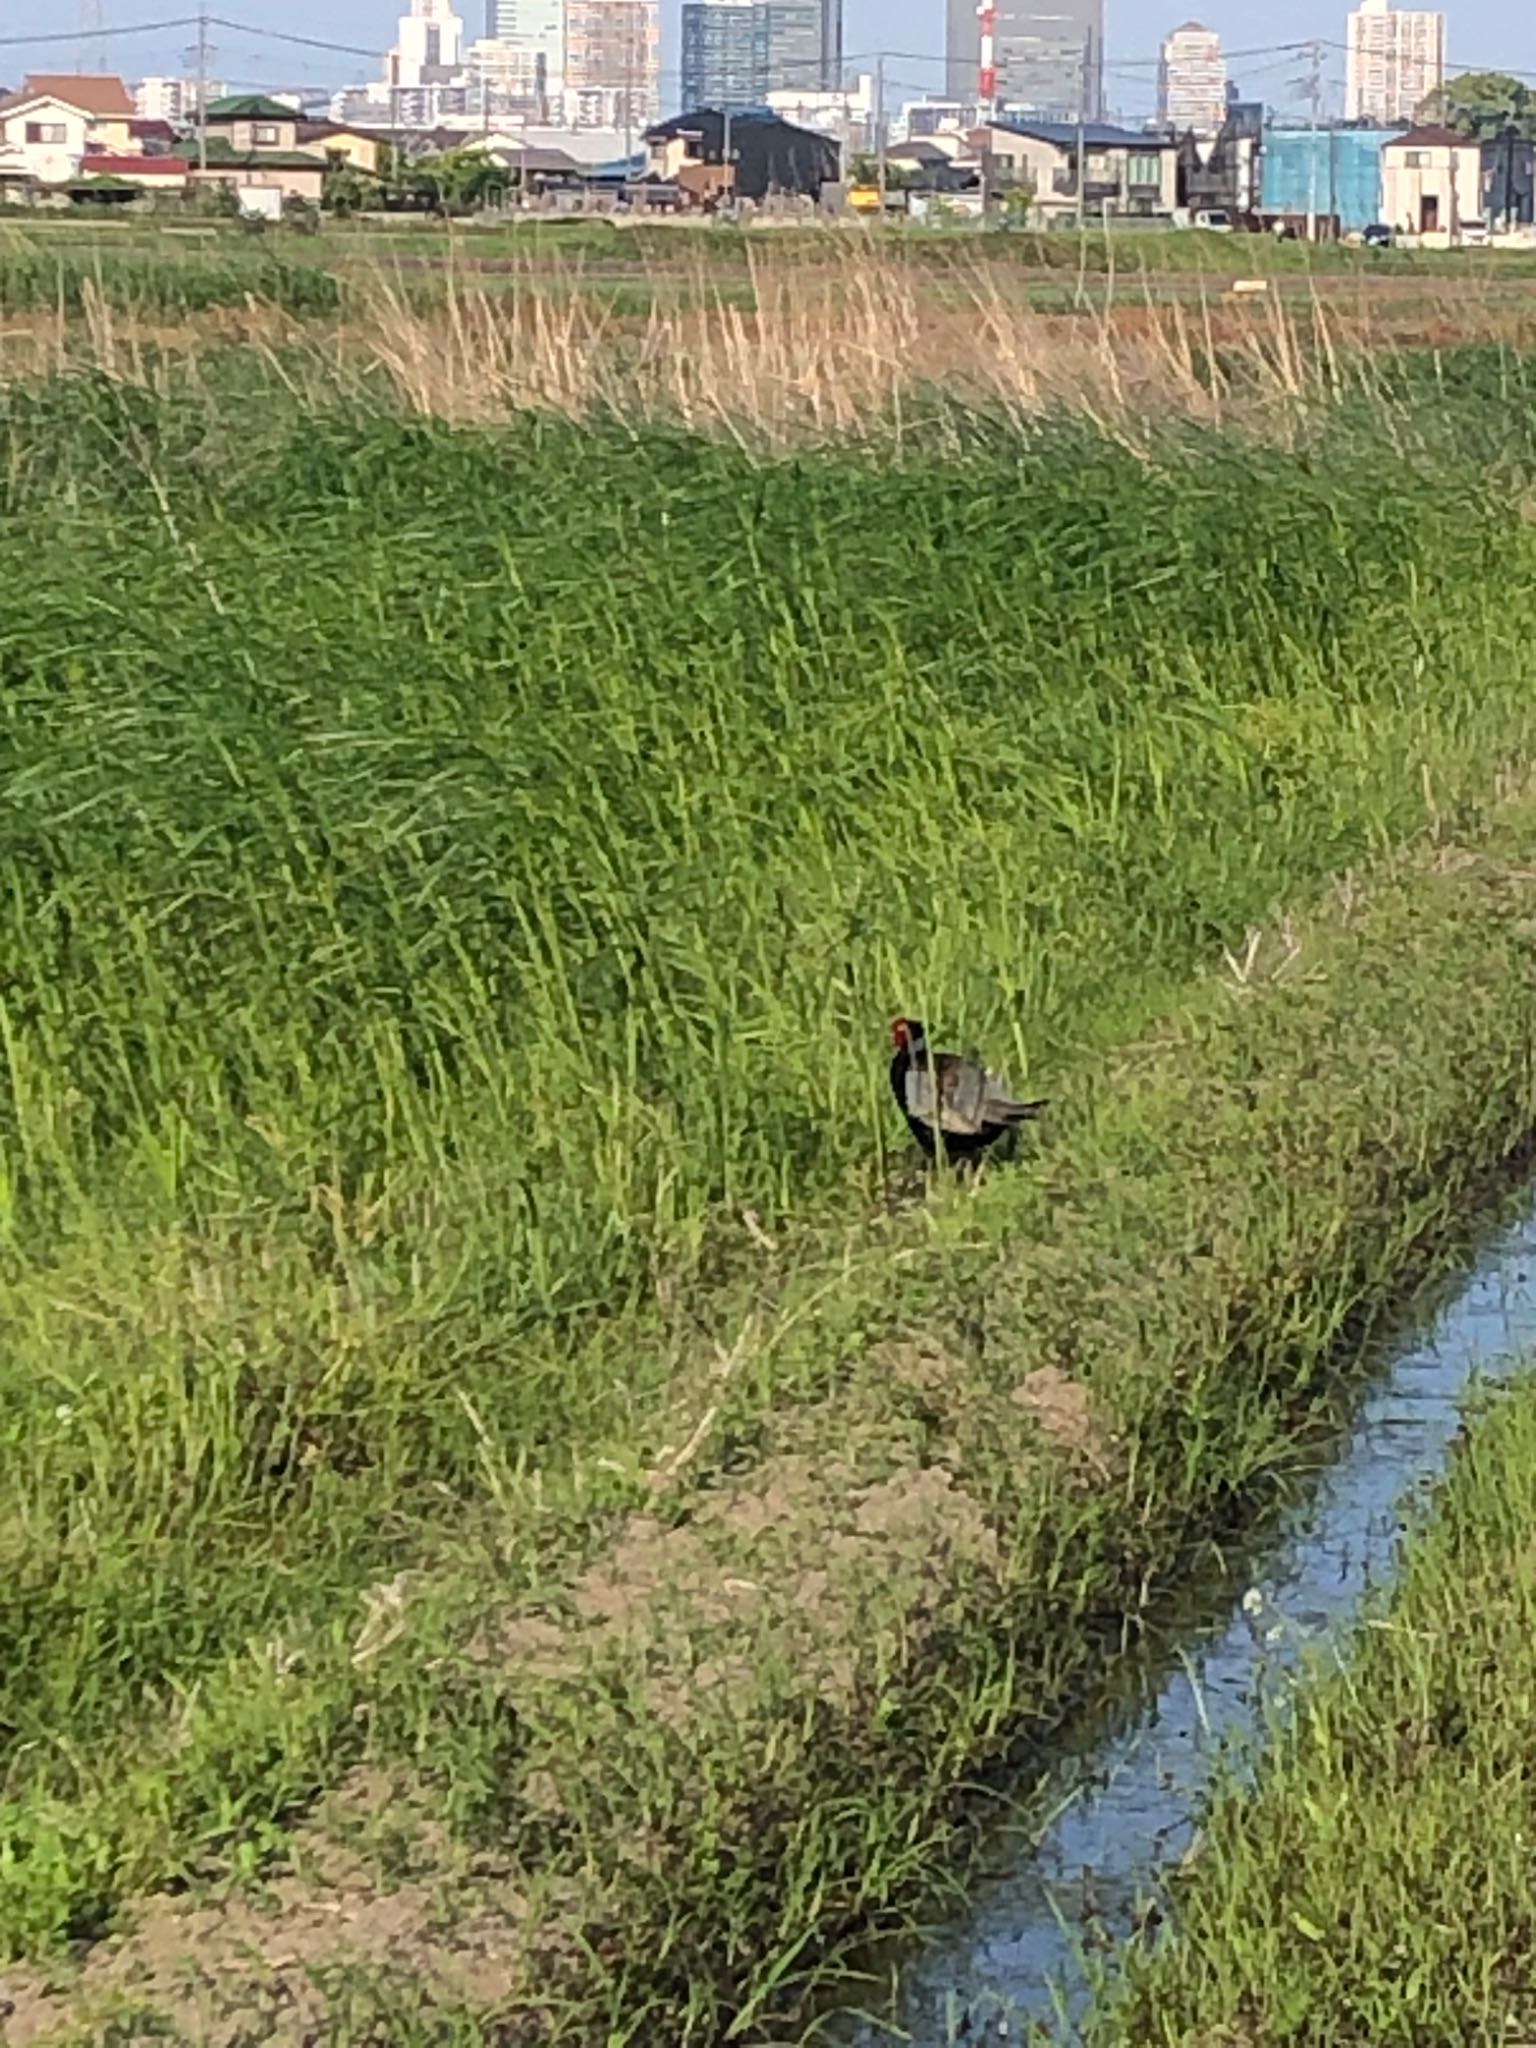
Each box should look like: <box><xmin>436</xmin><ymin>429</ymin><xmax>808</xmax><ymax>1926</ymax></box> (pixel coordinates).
<box><xmin>6</xmin><ymin>13</ymin><xmax>1536</xmax><ymax>100</ymax></box>
<box><xmin>208</xmin><ymin>15</ymin><xmax>378</xmax><ymax>61</ymax></box>
<box><xmin>0</xmin><ymin>14</ymin><xmax>200</xmax><ymax>46</ymax></box>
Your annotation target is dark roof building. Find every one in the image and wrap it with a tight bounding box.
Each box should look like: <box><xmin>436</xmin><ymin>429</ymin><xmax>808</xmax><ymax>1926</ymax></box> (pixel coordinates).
<box><xmin>645</xmin><ymin>106</ymin><xmax>839</xmax><ymax>201</ymax></box>
<box><xmin>986</xmin><ymin>116</ymin><xmax>1161</xmax><ymax>149</ymax></box>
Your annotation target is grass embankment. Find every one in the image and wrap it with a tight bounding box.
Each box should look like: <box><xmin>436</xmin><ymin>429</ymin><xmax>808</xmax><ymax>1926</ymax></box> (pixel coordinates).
<box><xmin>5</xmin><ymin>360</ymin><xmax>1536</xmax><ymax>2037</ymax></box>
<box><xmin>1094</xmin><ymin>1366</ymin><xmax>1536</xmax><ymax>2048</ymax></box>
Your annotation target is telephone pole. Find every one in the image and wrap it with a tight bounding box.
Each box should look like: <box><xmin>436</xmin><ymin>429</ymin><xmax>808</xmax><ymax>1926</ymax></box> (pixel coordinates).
<box><xmin>1293</xmin><ymin>38</ymin><xmax>1324</xmax><ymax>240</ymax></box>
<box><xmin>622</xmin><ymin>7</ymin><xmax>634</xmax><ymax>169</ymax></box>
<box><xmin>195</xmin><ymin>9</ymin><xmax>210</xmax><ymax>171</ymax></box>
<box><xmin>874</xmin><ymin>51</ymin><xmax>887</xmax><ymax>211</ymax></box>
<box><xmin>1075</xmin><ymin>31</ymin><xmax>1092</xmax><ymax>231</ymax></box>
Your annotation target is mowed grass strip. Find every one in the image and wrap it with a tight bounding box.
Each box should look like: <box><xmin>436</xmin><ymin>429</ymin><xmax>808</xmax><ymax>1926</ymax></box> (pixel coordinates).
<box><xmin>2</xmin><ymin>358</ymin><xmax>1536</xmax><ymax>2019</ymax></box>
<box><xmin>1090</xmin><ymin>1360</ymin><xmax>1536</xmax><ymax>2048</ymax></box>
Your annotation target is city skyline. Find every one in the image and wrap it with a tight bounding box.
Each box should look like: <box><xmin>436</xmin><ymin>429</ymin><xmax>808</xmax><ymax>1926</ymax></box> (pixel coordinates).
<box><xmin>946</xmin><ymin>0</ymin><xmax>1104</xmax><ymax>116</ymax></box>
<box><xmin>6</xmin><ymin>0</ymin><xmax>1534</xmax><ymax>115</ymax></box>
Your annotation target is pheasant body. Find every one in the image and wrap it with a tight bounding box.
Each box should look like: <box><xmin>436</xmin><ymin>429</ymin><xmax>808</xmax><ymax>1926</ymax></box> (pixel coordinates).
<box><xmin>889</xmin><ymin>1017</ymin><xmax>1045</xmax><ymax>1165</ymax></box>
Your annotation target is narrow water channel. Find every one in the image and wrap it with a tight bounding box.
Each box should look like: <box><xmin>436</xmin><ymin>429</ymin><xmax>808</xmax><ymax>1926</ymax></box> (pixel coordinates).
<box><xmin>841</xmin><ymin>1205</ymin><xmax>1536</xmax><ymax>2046</ymax></box>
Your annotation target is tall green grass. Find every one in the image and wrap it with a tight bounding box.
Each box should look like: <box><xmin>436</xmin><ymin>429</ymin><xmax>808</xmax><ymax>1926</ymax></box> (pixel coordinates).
<box><xmin>4</xmin><ymin>353</ymin><xmax>1536</xmax><ymax>1973</ymax></box>
<box><xmin>0</xmin><ymin>241</ymin><xmax>341</xmax><ymax>316</ymax></box>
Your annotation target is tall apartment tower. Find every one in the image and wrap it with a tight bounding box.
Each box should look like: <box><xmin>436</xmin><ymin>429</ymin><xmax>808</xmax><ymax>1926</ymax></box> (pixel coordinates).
<box><xmin>475</xmin><ymin>0</ymin><xmax>563</xmax><ymax>105</ymax></box>
<box><xmin>1346</xmin><ymin>0</ymin><xmax>1446</xmax><ymax>124</ymax></box>
<box><xmin>388</xmin><ymin>0</ymin><xmax>465</xmax><ymax>89</ymax></box>
<box><xmin>681</xmin><ymin>0</ymin><xmax>758</xmax><ymax>107</ymax></box>
<box><xmin>681</xmin><ymin>0</ymin><xmax>843</xmax><ymax>108</ymax></box>
<box><xmin>485</xmin><ymin>0</ymin><xmax>562</xmax><ymax>51</ymax></box>
<box><xmin>818</xmin><ymin>0</ymin><xmax>843</xmax><ymax>93</ymax></box>
<box><xmin>1158</xmin><ymin>21</ymin><xmax>1227</xmax><ymax>136</ymax></box>
<box><xmin>561</xmin><ymin>0</ymin><xmax>660</xmax><ymax>128</ymax></box>
<box><xmin>946</xmin><ymin>0</ymin><xmax>1103</xmax><ymax>121</ymax></box>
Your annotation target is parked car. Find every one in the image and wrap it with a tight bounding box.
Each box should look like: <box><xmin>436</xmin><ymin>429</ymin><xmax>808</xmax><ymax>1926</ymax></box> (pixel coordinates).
<box><xmin>1459</xmin><ymin>218</ymin><xmax>1490</xmax><ymax>248</ymax></box>
<box><xmin>1193</xmin><ymin>208</ymin><xmax>1233</xmax><ymax>232</ymax></box>
<box><xmin>1362</xmin><ymin>221</ymin><xmax>1394</xmax><ymax>247</ymax></box>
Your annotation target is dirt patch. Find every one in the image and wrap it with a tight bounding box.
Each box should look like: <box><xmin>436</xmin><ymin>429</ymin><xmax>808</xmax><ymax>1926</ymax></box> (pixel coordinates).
<box><xmin>0</xmin><ymin>1874</ymin><xmax>527</xmax><ymax>2048</ymax></box>
<box><xmin>0</xmin><ymin>1770</ymin><xmax>558</xmax><ymax>2047</ymax></box>
<box><xmin>869</xmin><ymin>1335</ymin><xmax>972</xmax><ymax>1404</ymax></box>
<box><xmin>1011</xmin><ymin>1364</ymin><xmax>1117</xmax><ymax>1479</ymax></box>
<box><xmin>460</xmin><ymin>1363</ymin><xmax>1010</xmax><ymax>1763</ymax></box>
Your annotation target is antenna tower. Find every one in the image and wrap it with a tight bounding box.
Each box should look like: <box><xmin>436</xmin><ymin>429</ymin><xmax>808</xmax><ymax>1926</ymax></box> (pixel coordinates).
<box><xmin>77</xmin><ymin>0</ymin><xmax>108</xmax><ymax>73</ymax></box>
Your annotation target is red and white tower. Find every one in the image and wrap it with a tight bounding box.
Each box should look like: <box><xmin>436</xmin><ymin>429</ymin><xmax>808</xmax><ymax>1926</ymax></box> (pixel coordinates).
<box><xmin>977</xmin><ymin>0</ymin><xmax>999</xmax><ymax>119</ymax></box>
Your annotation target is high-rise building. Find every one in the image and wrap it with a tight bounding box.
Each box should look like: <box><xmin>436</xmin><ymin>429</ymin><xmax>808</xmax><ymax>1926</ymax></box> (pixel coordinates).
<box><xmin>470</xmin><ymin>0</ymin><xmax>563</xmax><ymax>112</ymax></box>
<box><xmin>562</xmin><ymin>0</ymin><xmax>660</xmax><ymax>132</ymax></box>
<box><xmin>682</xmin><ymin>0</ymin><xmax>758</xmax><ymax>107</ymax></box>
<box><xmin>387</xmin><ymin>0</ymin><xmax>465</xmax><ymax>91</ymax></box>
<box><xmin>1158</xmin><ymin>21</ymin><xmax>1226</xmax><ymax>136</ymax></box>
<box><xmin>680</xmin><ymin>0</ymin><xmax>842</xmax><ymax>109</ymax></box>
<box><xmin>1345</xmin><ymin>0</ymin><xmax>1446</xmax><ymax>124</ymax></box>
<box><xmin>756</xmin><ymin>1</ymin><xmax>824</xmax><ymax>95</ymax></box>
<box><xmin>134</xmin><ymin>73</ymin><xmax>227</xmax><ymax>119</ymax></box>
<box><xmin>818</xmin><ymin>0</ymin><xmax>843</xmax><ymax>94</ymax></box>
<box><xmin>484</xmin><ymin>0</ymin><xmax>558</xmax><ymax>34</ymax></box>
<box><xmin>946</xmin><ymin>1</ymin><xmax>1103</xmax><ymax>121</ymax></box>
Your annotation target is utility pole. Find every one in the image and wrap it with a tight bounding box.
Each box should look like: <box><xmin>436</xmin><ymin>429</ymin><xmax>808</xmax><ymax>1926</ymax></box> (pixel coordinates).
<box><xmin>621</xmin><ymin>5</ymin><xmax>635</xmax><ymax>171</ymax></box>
<box><xmin>195</xmin><ymin>7</ymin><xmax>210</xmax><ymax>173</ymax></box>
<box><xmin>1505</xmin><ymin>120</ymin><xmax>1519</xmax><ymax>233</ymax></box>
<box><xmin>1075</xmin><ymin>31</ymin><xmax>1090</xmax><ymax>232</ymax></box>
<box><xmin>1297</xmin><ymin>37</ymin><xmax>1324</xmax><ymax>241</ymax></box>
<box><xmin>874</xmin><ymin>51</ymin><xmax>886</xmax><ymax>212</ymax></box>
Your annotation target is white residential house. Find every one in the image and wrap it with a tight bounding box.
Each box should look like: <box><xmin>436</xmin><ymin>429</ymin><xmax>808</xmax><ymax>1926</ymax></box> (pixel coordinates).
<box><xmin>1382</xmin><ymin>124</ymin><xmax>1484</xmax><ymax>242</ymax></box>
<box><xmin>0</xmin><ymin>73</ymin><xmax>137</xmax><ymax>186</ymax></box>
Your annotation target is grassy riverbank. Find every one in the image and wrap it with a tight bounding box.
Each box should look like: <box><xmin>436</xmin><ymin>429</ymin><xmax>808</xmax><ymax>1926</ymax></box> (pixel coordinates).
<box><xmin>1093</xmin><ymin>1363</ymin><xmax>1536</xmax><ymax>2048</ymax></box>
<box><xmin>6</xmin><ymin>355</ymin><xmax>1536</xmax><ymax>2038</ymax></box>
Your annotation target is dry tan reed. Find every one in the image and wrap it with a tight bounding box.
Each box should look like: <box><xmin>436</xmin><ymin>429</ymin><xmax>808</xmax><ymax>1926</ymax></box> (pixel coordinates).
<box><xmin>347</xmin><ymin>242</ymin><xmax>1347</xmax><ymax>444</ymax></box>
<box><xmin>4</xmin><ymin>239</ymin><xmax>1533</xmax><ymax>445</ymax></box>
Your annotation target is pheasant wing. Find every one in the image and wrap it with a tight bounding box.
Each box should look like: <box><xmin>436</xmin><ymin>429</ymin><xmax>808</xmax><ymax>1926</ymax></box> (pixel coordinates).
<box><xmin>903</xmin><ymin>1053</ymin><xmax>992</xmax><ymax>1135</ymax></box>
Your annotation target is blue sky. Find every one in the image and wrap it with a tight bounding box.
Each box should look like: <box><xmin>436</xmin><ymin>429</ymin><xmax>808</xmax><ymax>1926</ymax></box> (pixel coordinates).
<box><xmin>5</xmin><ymin>2</ymin><xmax>1533</xmax><ymax>119</ymax></box>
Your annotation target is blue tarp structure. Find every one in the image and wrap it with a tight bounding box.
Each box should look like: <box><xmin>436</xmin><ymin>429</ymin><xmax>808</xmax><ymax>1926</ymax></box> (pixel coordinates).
<box><xmin>1262</xmin><ymin>128</ymin><xmax>1396</xmax><ymax>231</ymax></box>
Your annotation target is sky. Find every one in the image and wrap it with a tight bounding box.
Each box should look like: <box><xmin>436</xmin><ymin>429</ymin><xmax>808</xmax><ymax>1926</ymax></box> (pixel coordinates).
<box><xmin>4</xmin><ymin>1</ymin><xmax>1533</xmax><ymax>120</ymax></box>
